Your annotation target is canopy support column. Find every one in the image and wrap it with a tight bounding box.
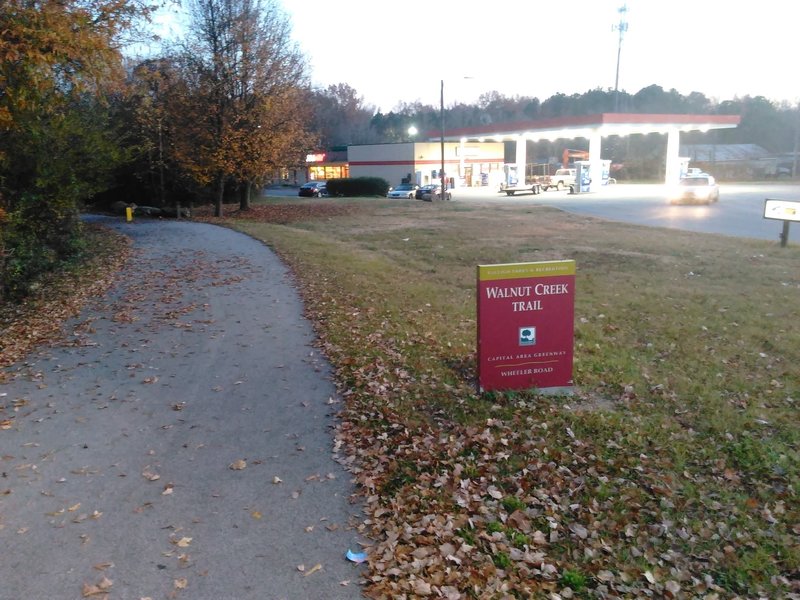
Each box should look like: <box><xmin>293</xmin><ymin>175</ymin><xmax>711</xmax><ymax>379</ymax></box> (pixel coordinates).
<box><xmin>665</xmin><ymin>128</ymin><xmax>681</xmax><ymax>185</ymax></box>
<box><xmin>515</xmin><ymin>136</ymin><xmax>526</xmax><ymax>186</ymax></box>
<box><xmin>588</xmin><ymin>132</ymin><xmax>603</xmax><ymax>192</ymax></box>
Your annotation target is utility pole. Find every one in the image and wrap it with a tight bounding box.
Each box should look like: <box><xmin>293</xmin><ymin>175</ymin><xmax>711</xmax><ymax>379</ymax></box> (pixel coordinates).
<box><xmin>793</xmin><ymin>103</ymin><xmax>799</xmax><ymax>178</ymax></box>
<box><xmin>613</xmin><ymin>3</ymin><xmax>629</xmax><ymax>112</ymax></box>
<box><xmin>440</xmin><ymin>79</ymin><xmax>445</xmax><ymax>190</ymax></box>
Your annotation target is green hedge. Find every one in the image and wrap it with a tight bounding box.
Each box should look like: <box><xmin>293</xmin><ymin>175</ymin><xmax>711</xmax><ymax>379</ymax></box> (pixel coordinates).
<box><xmin>326</xmin><ymin>177</ymin><xmax>389</xmax><ymax>197</ymax></box>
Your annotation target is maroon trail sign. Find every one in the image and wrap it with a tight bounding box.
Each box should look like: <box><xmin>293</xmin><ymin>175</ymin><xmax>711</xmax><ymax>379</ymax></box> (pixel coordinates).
<box><xmin>477</xmin><ymin>260</ymin><xmax>575</xmax><ymax>393</ymax></box>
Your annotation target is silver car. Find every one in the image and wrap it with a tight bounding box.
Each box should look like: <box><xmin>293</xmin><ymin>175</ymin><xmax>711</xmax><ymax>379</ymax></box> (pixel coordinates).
<box><xmin>387</xmin><ymin>183</ymin><xmax>419</xmax><ymax>199</ymax></box>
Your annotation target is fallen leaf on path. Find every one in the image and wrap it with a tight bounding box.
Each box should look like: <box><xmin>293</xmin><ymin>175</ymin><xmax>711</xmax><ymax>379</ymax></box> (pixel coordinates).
<box><xmin>304</xmin><ymin>564</ymin><xmax>322</xmax><ymax>577</ymax></box>
<box><xmin>82</xmin><ymin>576</ymin><xmax>113</xmax><ymax>596</ymax></box>
<box><xmin>251</xmin><ymin>511</ymin><xmax>262</xmax><ymax>520</ymax></box>
<box><xmin>229</xmin><ymin>459</ymin><xmax>247</xmax><ymax>470</ymax></box>
<box><xmin>175</xmin><ymin>537</ymin><xmax>192</xmax><ymax>548</ymax></box>
<box><xmin>174</xmin><ymin>578</ymin><xmax>188</xmax><ymax>589</ymax></box>
<box><xmin>141</xmin><ymin>468</ymin><xmax>160</xmax><ymax>481</ymax></box>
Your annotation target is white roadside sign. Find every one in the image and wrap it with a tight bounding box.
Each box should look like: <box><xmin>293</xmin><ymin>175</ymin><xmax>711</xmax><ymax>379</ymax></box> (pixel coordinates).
<box><xmin>764</xmin><ymin>199</ymin><xmax>800</xmax><ymax>222</ymax></box>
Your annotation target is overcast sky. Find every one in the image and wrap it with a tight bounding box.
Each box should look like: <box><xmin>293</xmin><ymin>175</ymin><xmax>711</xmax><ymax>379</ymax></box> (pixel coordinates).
<box><xmin>152</xmin><ymin>0</ymin><xmax>800</xmax><ymax>112</ymax></box>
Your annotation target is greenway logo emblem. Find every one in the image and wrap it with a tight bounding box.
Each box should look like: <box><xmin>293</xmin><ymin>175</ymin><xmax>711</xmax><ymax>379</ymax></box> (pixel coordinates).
<box><xmin>519</xmin><ymin>326</ymin><xmax>536</xmax><ymax>346</ymax></box>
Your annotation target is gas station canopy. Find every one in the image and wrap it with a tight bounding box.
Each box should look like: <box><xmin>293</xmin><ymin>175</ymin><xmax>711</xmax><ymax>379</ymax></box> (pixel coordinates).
<box><xmin>426</xmin><ymin>113</ymin><xmax>741</xmax><ymax>190</ymax></box>
<box><xmin>433</xmin><ymin>113</ymin><xmax>741</xmax><ymax>143</ymax></box>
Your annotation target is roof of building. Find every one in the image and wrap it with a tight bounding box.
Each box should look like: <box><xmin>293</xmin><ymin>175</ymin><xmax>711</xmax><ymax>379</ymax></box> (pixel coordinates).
<box><xmin>680</xmin><ymin>143</ymin><xmax>771</xmax><ymax>162</ymax></box>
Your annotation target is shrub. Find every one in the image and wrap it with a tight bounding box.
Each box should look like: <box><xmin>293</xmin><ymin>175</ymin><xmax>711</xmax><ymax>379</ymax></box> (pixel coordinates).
<box><xmin>326</xmin><ymin>177</ymin><xmax>389</xmax><ymax>197</ymax></box>
<box><xmin>1</xmin><ymin>193</ymin><xmax>85</xmax><ymax>301</ymax></box>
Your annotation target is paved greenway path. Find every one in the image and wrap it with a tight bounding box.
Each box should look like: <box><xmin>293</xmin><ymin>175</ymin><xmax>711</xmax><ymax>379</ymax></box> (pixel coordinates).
<box><xmin>0</xmin><ymin>217</ymin><xmax>366</xmax><ymax>600</ymax></box>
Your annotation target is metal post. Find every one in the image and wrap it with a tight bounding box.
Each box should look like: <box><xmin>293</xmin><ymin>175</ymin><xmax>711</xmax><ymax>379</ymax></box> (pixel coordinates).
<box><xmin>793</xmin><ymin>105</ymin><xmax>799</xmax><ymax>178</ymax></box>
<box><xmin>780</xmin><ymin>220</ymin><xmax>790</xmax><ymax>247</ymax></box>
<box><xmin>440</xmin><ymin>79</ymin><xmax>445</xmax><ymax>191</ymax></box>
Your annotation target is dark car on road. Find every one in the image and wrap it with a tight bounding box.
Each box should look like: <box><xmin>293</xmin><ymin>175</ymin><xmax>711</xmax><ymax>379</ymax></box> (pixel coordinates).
<box><xmin>298</xmin><ymin>181</ymin><xmax>327</xmax><ymax>197</ymax></box>
<box><xmin>417</xmin><ymin>184</ymin><xmax>451</xmax><ymax>201</ymax></box>
<box><xmin>415</xmin><ymin>184</ymin><xmax>437</xmax><ymax>200</ymax></box>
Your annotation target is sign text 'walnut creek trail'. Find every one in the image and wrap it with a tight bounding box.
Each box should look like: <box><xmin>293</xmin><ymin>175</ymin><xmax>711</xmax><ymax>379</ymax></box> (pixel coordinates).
<box><xmin>477</xmin><ymin>260</ymin><xmax>575</xmax><ymax>393</ymax></box>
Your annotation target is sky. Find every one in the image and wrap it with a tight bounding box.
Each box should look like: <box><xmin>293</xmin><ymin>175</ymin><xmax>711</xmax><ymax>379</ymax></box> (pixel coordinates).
<box><xmin>152</xmin><ymin>0</ymin><xmax>800</xmax><ymax>112</ymax></box>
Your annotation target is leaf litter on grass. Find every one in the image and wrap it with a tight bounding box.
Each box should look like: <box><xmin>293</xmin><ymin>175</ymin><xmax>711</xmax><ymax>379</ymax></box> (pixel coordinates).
<box><xmin>218</xmin><ymin>199</ymin><xmax>800</xmax><ymax>598</ymax></box>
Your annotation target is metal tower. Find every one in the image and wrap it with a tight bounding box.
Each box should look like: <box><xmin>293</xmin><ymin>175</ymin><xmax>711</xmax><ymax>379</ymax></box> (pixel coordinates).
<box><xmin>613</xmin><ymin>3</ymin><xmax>629</xmax><ymax>112</ymax></box>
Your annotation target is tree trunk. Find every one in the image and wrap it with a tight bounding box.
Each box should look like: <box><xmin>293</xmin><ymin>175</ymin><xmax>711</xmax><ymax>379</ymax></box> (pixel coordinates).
<box><xmin>214</xmin><ymin>175</ymin><xmax>225</xmax><ymax>217</ymax></box>
<box><xmin>239</xmin><ymin>181</ymin><xmax>252</xmax><ymax>211</ymax></box>
<box><xmin>158</xmin><ymin>119</ymin><xmax>165</xmax><ymax>207</ymax></box>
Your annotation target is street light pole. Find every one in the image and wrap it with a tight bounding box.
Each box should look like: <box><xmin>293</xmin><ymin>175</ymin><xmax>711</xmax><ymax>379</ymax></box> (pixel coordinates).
<box><xmin>440</xmin><ymin>79</ymin><xmax>445</xmax><ymax>190</ymax></box>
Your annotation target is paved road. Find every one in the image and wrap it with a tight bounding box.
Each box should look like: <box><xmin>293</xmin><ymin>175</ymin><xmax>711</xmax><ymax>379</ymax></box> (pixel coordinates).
<box><xmin>0</xmin><ymin>217</ymin><xmax>366</xmax><ymax>600</ymax></box>
<box><xmin>263</xmin><ymin>182</ymin><xmax>800</xmax><ymax>242</ymax></box>
<box><xmin>452</xmin><ymin>182</ymin><xmax>800</xmax><ymax>242</ymax></box>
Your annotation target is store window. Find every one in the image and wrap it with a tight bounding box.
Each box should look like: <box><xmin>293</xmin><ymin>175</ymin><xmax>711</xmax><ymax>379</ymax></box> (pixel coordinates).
<box><xmin>309</xmin><ymin>164</ymin><xmax>349</xmax><ymax>180</ymax></box>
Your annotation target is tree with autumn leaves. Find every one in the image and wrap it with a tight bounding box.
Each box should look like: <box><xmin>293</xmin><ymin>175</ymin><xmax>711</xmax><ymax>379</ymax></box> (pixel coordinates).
<box><xmin>0</xmin><ymin>0</ymin><xmax>155</xmax><ymax>300</ymax></box>
<box><xmin>144</xmin><ymin>0</ymin><xmax>316</xmax><ymax>216</ymax></box>
<box><xmin>1</xmin><ymin>0</ymin><xmax>318</xmax><ymax>299</ymax></box>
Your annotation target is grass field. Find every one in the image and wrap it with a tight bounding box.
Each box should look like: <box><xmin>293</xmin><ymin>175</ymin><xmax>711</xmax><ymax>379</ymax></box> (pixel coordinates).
<box><xmin>197</xmin><ymin>197</ymin><xmax>800</xmax><ymax>597</ymax></box>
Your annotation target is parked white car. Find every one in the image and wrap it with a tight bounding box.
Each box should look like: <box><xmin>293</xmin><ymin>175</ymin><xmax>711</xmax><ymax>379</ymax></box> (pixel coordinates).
<box><xmin>387</xmin><ymin>183</ymin><xmax>419</xmax><ymax>199</ymax></box>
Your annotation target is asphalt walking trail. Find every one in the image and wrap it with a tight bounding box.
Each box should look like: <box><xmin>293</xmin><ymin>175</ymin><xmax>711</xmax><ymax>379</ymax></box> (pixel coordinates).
<box><xmin>0</xmin><ymin>216</ymin><xmax>367</xmax><ymax>600</ymax></box>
